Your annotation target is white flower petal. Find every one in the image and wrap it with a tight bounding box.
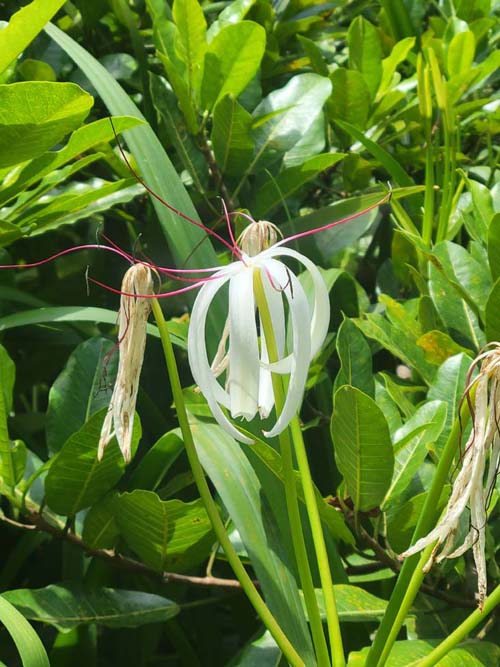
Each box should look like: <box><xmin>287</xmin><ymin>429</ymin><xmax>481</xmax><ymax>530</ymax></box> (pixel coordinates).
<box><xmin>228</xmin><ymin>268</ymin><xmax>260</xmax><ymax>420</ymax></box>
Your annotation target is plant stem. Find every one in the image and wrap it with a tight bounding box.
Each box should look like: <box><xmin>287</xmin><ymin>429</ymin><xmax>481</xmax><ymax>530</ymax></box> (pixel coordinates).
<box><xmin>365</xmin><ymin>390</ymin><xmax>474</xmax><ymax>667</ymax></box>
<box><xmin>150</xmin><ymin>298</ymin><xmax>305</xmax><ymax>667</ymax></box>
<box><xmin>253</xmin><ymin>271</ymin><xmax>331</xmax><ymax>667</ymax></box>
<box><xmin>414</xmin><ymin>584</ymin><xmax>500</xmax><ymax>667</ymax></box>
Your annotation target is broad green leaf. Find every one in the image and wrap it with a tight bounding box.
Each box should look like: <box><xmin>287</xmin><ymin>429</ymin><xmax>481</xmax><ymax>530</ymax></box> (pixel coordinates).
<box><xmin>250</xmin><ymin>73</ymin><xmax>332</xmax><ymax>171</ymax></box>
<box><xmin>331</xmin><ymin>386</ymin><xmax>393</xmax><ymax>512</ymax></box>
<box><xmin>462</xmin><ymin>175</ymin><xmax>495</xmax><ymax>242</ymax></box>
<box><xmin>114</xmin><ymin>490</ymin><xmax>213</xmax><ymax>572</ymax></box>
<box><xmin>231</xmin><ymin>630</ymin><xmax>281</xmax><ymax>666</ymax></box>
<box><xmin>44</xmin><ymin>24</ymin><xmax>220</xmax><ymax>277</ymax></box>
<box><xmin>251</xmin><ymin>153</ymin><xmax>345</xmax><ymax>219</ymax></box>
<box><xmin>82</xmin><ymin>493</ymin><xmax>119</xmax><ymax>550</ymax></box>
<box><xmin>0</xmin><ymin>0</ymin><xmax>66</xmax><ymax>75</ymax></box>
<box><xmin>377</xmin><ymin>37</ymin><xmax>415</xmax><ymax>99</ymax></box>
<box><xmin>382</xmin><ymin>401</ymin><xmax>447</xmax><ymax>509</ymax></box>
<box><xmin>427</xmin><ymin>353</ymin><xmax>472</xmax><ymax>454</ymax></box>
<box><xmin>447</xmin><ymin>31</ymin><xmax>475</xmax><ymax>79</ymax></box>
<box><xmin>200</xmin><ymin>21</ymin><xmax>266</xmax><ymax>110</ymax></box>
<box><xmin>328</xmin><ymin>69</ymin><xmax>370</xmax><ymax>139</ymax></box>
<box><xmin>206</xmin><ymin>0</ymin><xmax>257</xmax><ymax>40</ymax></box>
<box><xmin>315</xmin><ymin>584</ymin><xmax>387</xmax><ymax>622</ymax></box>
<box><xmin>417</xmin><ymin>330</ymin><xmax>473</xmax><ymax>365</ymax></box>
<box><xmin>211</xmin><ymin>94</ymin><xmax>254</xmax><ymax>177</ymax></box>
<box><xmin>17</xmin><ymin>58</ymin><xmax>56</xmax><ymax>82</ymax></box>
<box><xmin>45</xmin><ymin>409</ymin><xmax>140</xmax><ymax>516</ymax></box>
<box><xmin>149</xmin><ymin>74</ymin><xmax>208</xmax><ymax>190</ymax></box>
<box><xmin>3</xmin><ymin>584</ymin><xmax>179</xmax><ymax>632</ymax></box>
<box><xmin>334</xmin><ymin>120</ymin><xmax>414</xmax><ymax>187</ymax></box>
<box><xmin>0</xmin><ymin>344</ymin><xmax>23</xmax><ymax>489</ymax></box>
<box><xmin>0</xmin><ymin>306</ymin><xmax>186</xmax><ymax>349</ymax></box>
<box><xmin>172</xmin><ymin>0</ymin><xmax>207</xmax><ymax>99</ymax></box>
<box><xmin>0</xmin><ymin>595</ymin><xmax>49</xmax><ymax>667</ymax></box>
<box><xmin>0</xmin><ymin>343</ymin><xmax>15</xmax><ymax>443</ymax></box>
<box><xmin>334</xmin><ymin>317</ymin><xmax>374</xmax><ymax>398</ymax></box>
<box><xmin>485</xmin><ymin>277</ymin><xmax>500</xmax><ymax>342</ymax></box>
<box><xmin>283</xmin><ymin>112</ymin><xmax>328</xmax><ymax>167</ymax></box>
<box><xmin>348</xmin><ymin>639</ymin><xmax>500</xmax><ymax>667</ymax></box>
<box><xmin>0</xmin><ymin>116</ymin><xmax>142</xmax><ymax>208</ymax></box>
<box><xmin>0</xmin><ymin>82</ymin><xmax>93</xmax><ymax>168</ymax></box>
<box><xmin>128</xmin><ymin>430</ymin><xmax>184</xmax><ymax>491</ymax></box>
<box><xmin>354</xmin><ymin>313</ymin><xmax>436</xmax><ymax>384</ymax></box>
<box><xmin>378</xmin><ymin>0</ymin><xmax>414</xmax><ymax>40</ymax></box>
<box><xmin>192</xmin><ymin>423</ymin><xmax>316</xmax><ymax>665</ymax></box>
<box><xmin>46</xmin><ymin>338</ymin><xmax>118</xmax><ymax>454</ymax></box>
<box><xmin>298</xmin><ymin>35</ymin><xmax>329</xmax><ymax>76</ymax></box>
<box><xmin>347</xmin><ymin>17</ymin><xmax>382</xmax><ymax>99</ymax></box>
<box><xmin>487</xmin><ymin>212</ymin><xmax>500</xmax><ymax>281</ymax></box>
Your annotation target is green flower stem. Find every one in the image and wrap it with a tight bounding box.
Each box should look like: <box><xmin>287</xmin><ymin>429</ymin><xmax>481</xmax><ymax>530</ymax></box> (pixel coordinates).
<box><xmin>150</xmin><ymin>298</ymin><xmax>305</xmax><ymax>667</ymax></box>
<box><xmin>365</xmin><ymin>390</ymin><xmax>474</xmax><ymax>667</ymax></box>
<box><xmin>415</xmin><ymin>583</ymin><xmax>500</xmax><ymax>667</ymax></box>
<box><xmin>253</xmin><ymin>271</ymin><xmax>331</xmax><ymax>667</ymax></box>
<box><xmin>290</xmin><ymin>416</ymin><xmax>345</xmax><ymax>667</ymax></box>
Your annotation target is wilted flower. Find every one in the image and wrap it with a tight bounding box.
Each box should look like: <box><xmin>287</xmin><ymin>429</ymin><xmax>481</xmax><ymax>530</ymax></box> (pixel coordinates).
<box><xmin>187</xmin><ymin>219</ymin><xmax>330</xmax><ymax>444</ymax></box>
<box><xmin>98</xmin><ymin>263</ymin><xmax>154</xmax><ymax>462</ymax></box>
<box><xmin>400</xmin><ymin>344</ymin><xmax>500</xmax><ymax>607</ymax></box>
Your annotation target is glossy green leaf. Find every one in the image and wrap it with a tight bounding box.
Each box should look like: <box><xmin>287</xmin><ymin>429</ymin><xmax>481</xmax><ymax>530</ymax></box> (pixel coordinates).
<box><xmin>298</xmin><ymin>35</ymin><xmax>329</xmax><ymax>76</ymax></box>
<box><xmin>250</xmin><ymin>73</ymin><xmax>332</xmax><ymax>171</ymax></box>
<box><xmin>487</xmin><ymin>212</ymin><xmax>500</xmax><ymax>281</ymax></box>
<box><xmin>382</xmin><ymin>401</ymin><xmax>447</xmax><ymax>509</ymax></box>
<box><xmin>427</xmin><ymin>353</ymin><xmax>472</xmax><ymax>454</ymax></box>
<box><xmin>82</xmin><ymin>493</ymin><xmax>119</xmax><ymax>550</ymax></box>
<box><xmin>0</xmin><ymin>306</ymin><xmax>186</xmax><ymax>349</ymax></box>
<box><xmin>46</xmin><ymin>338</ymin><xmax>118</xmax><ymax>454</ymax></box>
<box><xmin>315</xmin><ymin>584</ymin><xmax>387</xmax><ymax>622</ymax></box>
<box><xmin>417</xmin><ymin>330</ymin><xmax>473</xmax><ymax>365</ymax></box>
<box><xmin>251</xmin><ymin>153</ymin><xmax>345</xmax><ymax>219</ymax></box>
<box><xmin>331</xmin><ymin>386</ymin><xmax>393</xmax><ymax>512</ymax></box>
<box><xmin>114</xmin><ymin>490</ymin><xmax>214</xmax><ymax>572</ymax></box>
<box><xmin>231</xmin><ymin>630</ymin><xmax>281</xmax><ymax>666</ymax></box>
<box><xmin>0</xmin><ymin>0</ymin><xmax>66</xmax><ymax>76</ymax></box>
<box><xmin>45</xmin><ymin>409</ymin><xmax>140</xmax><ymax>516</ymax></box>
<box><xmin>0</xmin><ymin>595</ymin><xmax>49</xmax><ymax>667</ymax></box>
<box><xmin>347</xmin><ymin>17</ymin><xmax>382</xmax><ymax>99</ymax></box>
<box><xmin>377</xmin><ymin>37</ymin><xmax>415</xmax><ymax>98</ymax></box>
<box><xmin>211</xmin><ymin>94</ymin><xmax>254</xmax><ymax>177</ymax></box>
<box><xmin>0</xmin><ymin>344</ymin><xmax>22</xmax><ymax>488</ymax></box>
<box><xmin>172</xmin><ymin>0</ymin><xmax>207</xmax><ymax>98</ymax></box>
<box><xmin>348</xmin><ymin>639</ymin><xmax>500</xmax><ymax>667</ymax></box>
<box><xmin>207</xmin><ymin>0</ymin><xmax>257</xmax><ymax>40</ymax></box>
<box><xmin>191</xmin><ymin>423</ymin><xmax>315</xmax><ymax>665</ymax></box>
<box><xmin>200</xmin><ymin>21</ymin><xmax>266</xmax><ymax>110</ymax></box>
<box><xmin>128</xmin><ymin>430</ymin><xmax>184</xmax><ymax>491</ymax></box>
<box><xmin>0</xmin><ymin>82</ymin><xmax>93</xmax><ymax>168</ymax></box>
<box><xmin>328</xmin><ymin>69</ymin><xmax>370</xmax><ymax>135</ymax></box>
<box><xmin>485</xmin><ymin>277</ymin><xmax>500</xmax><ymax>343</ymax></box>
<box><xmin>3</xmin><ymin>584</ymin><xmax>179</xmax><ymax>631</ymax></box>
<box><xmin>447</xmin><ymin>31</ymin><xmax>475</xmax><ymax>78</ymax></box>
<box><xmin>334</xmin><ymin>317</ymin><xmax>374</xmax><ymax>398</ymax></box>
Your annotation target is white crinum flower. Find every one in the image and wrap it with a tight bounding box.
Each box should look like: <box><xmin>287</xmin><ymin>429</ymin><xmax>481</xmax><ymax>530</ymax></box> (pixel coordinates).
<box><xmin>187</xmin><ymin>220</ymin><xmax>330</xmax><ymax>444</ymax></box>
<box><xmin>400</xmin><ymin>344</ymin><xmax>500</xmax><ymax>607</ymax></box>
<box><xmin>99</xmin><ymin>263</ymin><xmax>153</xmax><ymax>462</ymax></box>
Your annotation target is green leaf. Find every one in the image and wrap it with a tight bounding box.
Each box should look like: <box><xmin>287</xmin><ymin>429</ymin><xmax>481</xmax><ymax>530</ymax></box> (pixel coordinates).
<box><xmin>331</xmin><ymin>386</ymin><xmax>393</xmax><ymax>512</ymax></box>
<box><xmin>487</xmin><ymin>212</ymin><xmax>500</xmax><ymax>281</ymax></box>
<box><xmin>3</xmin><ymin>584</ymin><xmax>179</xmax><ymax>632</ymax></box>
<box><xmin>0</xmin><ymin>82</ymin><xmax>93</xmax><ymax>168</ymax></box>
<box><xmin>231</xmin><ymin>630</ymin><xmax>281</xmax><ymax>666</ymax></box>
<box><xmin>211</xmin><ymin>94</ymin><xmax>254</xmax><ymax>177</ymax></box>
<box><xmin>328</xmin><ymin>69</ymin><xmax>370</xmax><ymax>136</ymax></box>
<box><xmin>334</xmin><ymin>120</ymin><xmax>414</xmax><ymax>187</ymax></box>
<box><xmin>46</xmin><ymin>338</ymin><xmax>118</xmax><ymax>454</ymax></box>
<box><xmin>114</xmin><ymin>490</ymin><xmax>213</xmax><ymax>572</ymax></box>
<box><xmin>0</xmin><ymin>595</ymin><xmax>49</xmax><ymax>667</ymax></box>
<box><xmin>377</xmin><ymin>37</ymin><xmax>415</xmax><ymax>99</ymax></box>
<box><xmin>251</xmin><ymin>153</ymin><xmax>345</xmax><ymax>219</ymax></box>
<box><xmin>191</xmin><ymin>423</ymin><xmax>315</xmax><ymax>665</ymax></box>
<box><xmin>348</xmin><ymin>639</ymin><xmax>500</xmax><ymax>667</ymax></box>
<box><xmin>45</xmin><ymin>409</ymin><xmax>140</xmax><ymax>516</ymax></box>
<box><xmin>0</xmin><ymin>0</ymin><xmax>66</xmax><ymax>76</ymax></box>
<box><xmin>382</xmin><ymin>401</ymin><xmax>447</xmax><ymax>509</ymax></box>
<box><xmin>0</xmin><ymin>344</ymin><xmax>24</xmax><ymax>489</ymax></box>
<box><xmin>416</xmin><ymin>330</ymin><xmax>473</xmax><ymax>366</ymax></box>
<box><xmin>427</xmin><ymin>353</ymin><xmax>472</xmax><ymax>455</ymax></box>
<box><xmin>334</xmin><ymin>317</ymin><xmax>374</xmax><ymax>398</ymax></box>
<box><xmin>206</xmin><ymin>0</ymin><xmax>258</xmax><ymax>40</ymax></box>
<box><xmin>485</xmin><ymin>277</ymin><xmax>500</xmax><ymax>343</ymax></box>
<box><xmin>0</xmin><ymin>343</ymin><xmax>15</xmax><ymax>443</ymax></box>
<box><xmin>200</xmin><ymin>21</ymin><xmax>266</xmax><ymax>110</ymax></box>
<box><xmin>82</xmin><ymin>493</ymin><xmax>119</xmax><ymax>550</ymax></box>
<box><xmin>447</xmin><ymin>31</ymin><xmax>476</xmax><ymax>79</ymax></box>
<box><xmin>317</xmin><ymin>584</ymin><xmax>387</xmax><ymax>622</ymax></box>
<box><xmin>347</xmin><ymin>17</ymin><xmax>382</xmax><ymax>99</ymax></box>
<box><xmin>172</xmin><ymin>0</ymin><xmax>207</xmax><ymax>99</ymax></box>
<box><xmin>0</xmin><ymin>306</ymin><xmax>186</xmax><ymax>349</ymax></box>
<box><xmin>298</xmin><ymin>35</ymin><xmax>329</xmax><ymax>76</ymax></box>
<box><xmin>250</xmin><ymin>73</ymin><xmax>332</xmax><ymax>171</ymax></box>
<box><xmin>128</xmin><ymin>430</ymin><xmax>184</xmax><ymax>491</ymax></box>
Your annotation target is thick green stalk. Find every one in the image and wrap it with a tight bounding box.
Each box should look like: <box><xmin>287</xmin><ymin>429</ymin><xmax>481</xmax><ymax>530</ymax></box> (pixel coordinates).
<box><xmin>150</xmin><ymin>298</ymin><xmax>305</xmax><ymax>667</ymax></box>
<box><xmin>253</xmin><ymin>271</ymin><xmax>331</xmax><ymax>667</ymax></box>
<box><xmin>365</xmin><ymin>392</ymin><xmax>473</xmax><ymax>667</ymax></box>
<box><xmin>415</xmin><ymin>584</ymin><xmax>500</xmax><ymax>667</ymax></box>
<box><xmin>290</xmin><ymin>417</ymin><xmax>345</xmax><ymax>667</ymax></box>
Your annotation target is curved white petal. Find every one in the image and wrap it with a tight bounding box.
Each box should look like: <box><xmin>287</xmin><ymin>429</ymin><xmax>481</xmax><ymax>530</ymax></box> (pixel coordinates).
<box><xmin>262</xmin><ymin>246</ymin><xmax>330</xmax><ymax>359</ymax></box>
<box><xmin>263</xmin><ymin>261</ymin><xmax>311</xmax><ymax>438</ymax></box>
<box><xmin>228</xmin><ymin>268</ymin><xmax>259</xmax><ymax>420</ymax></box>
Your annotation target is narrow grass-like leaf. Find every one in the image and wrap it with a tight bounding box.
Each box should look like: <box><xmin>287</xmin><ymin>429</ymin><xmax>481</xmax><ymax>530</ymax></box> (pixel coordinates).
<box><xmin>0</xmin><ymin>595</ymin><xmax>49</xmax><ymax>667</ymax></box>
